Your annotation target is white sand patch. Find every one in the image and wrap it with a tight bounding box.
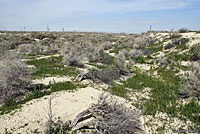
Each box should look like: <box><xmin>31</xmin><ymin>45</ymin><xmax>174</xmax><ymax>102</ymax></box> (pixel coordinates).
<box><xmin>36</xmin><ymin>54</ymin><xmax>60</xmax><ymax>60</ymax></box>
<box><xmin>34</xmin><ymin>39</ymin><xmax>40</xmax><ymax>42</ymax></box>
<box><xmin>32</xmin><ymin>76</ymin><xmax>71</xmax><ymax>85</ymax></box>
<box><xmin>22</xmin><ymin>54</ymin><xmax>61</xmax><ymax>62</ymax></box>
<box><xmin>142</xmin><ymin>112</ymin><xmax>195</xmax><ymax>134</ymax></box>
<box><xmin>109</xmin><ymin>53</ymin><xmax>115</xmax><ymax>57</ymax></box>
<box><xmin>152</xmin><ymin>33</ymin><xmax>169</xmax><ymax>42</ymax></box>
<box><xmin>133</xmin><ymin>64</ymin><xmax>151</xmax><ymax>71</ymax></box>
<box><xmin>118</xmin><ymin>35</ymin><xmax>127</xmax><ymax>38</ymax></box>
<box><xmin>104</xmin><ymin>49</ymin><xmax>115</xmax><ymax>56</ymax></box>
<box><xmin>0</xmin><ymin>87</ymin><xmax>141</xmax><ymax>134</ymax></box>
<box><xmin>21</xmin><ymin>59</ymin><xmax>31</xmax><ymax>62</ymax></box>
<box><xmin>0</xmin><ymin>87</ymin><xmax>103</xmax><ymax>134</ymax></box>
<box><xmin>77</xmin><ymin>63</ymin><xmax>95</xmax><ymax>74</ymax></box>
<box><xmin>131</xmin><ymin>87</ymin><xmax>152</xmax><ymax>103</ymax></box>
<box><xmin>27</xmin><ymin>65</ymin><xmax>36</xmax><ymax>69</ymax></box>
<box><xmin>112</xmin><ymin>42</ymin><xmax>116</xmax><ymax>45</ymax></box>
<box><xmin>181</xmin><ymin>61</ymin><xmax>190</xmax><ymax>66</ymax></box>
<box><xmin>177</xmin><ymin>98</ymin><xmax>193</xmax><ymax>106</ymax></box>
<box><xmin>154</xmin><ymin>51</ymin><xmax>165</xmax><ymax>58</ymax></box>
<box><xmin>104</xmin><ymin>50</ymin><xmax>110</xmax><ymax>54</ymax></box>
<box><xmin>181</xmin><ymin>32</ymin><xmax>200</xmax><ymax>47</ymax></box>
<box><xmin>163</xmin><ymin>39</ymin><xmax>172</xmax><ymax>46</ymax></box>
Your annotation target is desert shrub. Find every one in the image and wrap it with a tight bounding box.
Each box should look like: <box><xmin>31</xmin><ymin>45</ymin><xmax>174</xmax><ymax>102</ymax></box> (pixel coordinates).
<box><xmin>165</xmin><ymin>38</ymin><xmax>189</xmax><ymax>49</ymax></box>
<box><xmin>48</xmin><ymin>44</ymin><xmax>59</xmax><ymax>53</ymax></box>
<box><xmin>0</xmin><ymin>49</ymin><xmax>30</xmax><ymax>104</ymax></box>
<box><xmin>132</xmin><ymin>43</ymin><xmax>140</xmax><ymax>49</ymax></box>
<box><xmin>164</xmin><ymin>38</ymin><xmax>189</xmax><ymax>49</ymax></box>
<box><xmin>77</xmin><ymin>66</ymin><xmax>129</xmax><ymax>84</ymax></box>
<box><xmin>120</xmin><ymin>49</ymin><xmax>129</xmax><ymax>57</ymax></box>
<box><xmin>178</xmin><ymin>28</ymin><xmax>190</xmax><ymax>33</ymax></box>
<box><xmin>18</xmin><ymin>44</ymin><xmax>39</xmax><ymax>54</ymax></box>
<box><xmin>31</xmin><ymin>32</ymin><xmax>46</xmax><ymax>40</ymax></box>
<box><xmin>100</xmin><ymin>52</ymin><xmax>114</xmax><ymax>65</ymax></box>
<box><xmin>143</xmin><ymin>45</ymin><xmax>163</xmax><ymax>55</ymax></box>
<box><xmin>45</xmin><ymin>96</ymin><xmax>71</xmax><ymax>134</ymax></box>
<box><xmin>126</xmin><ymin>38</ymin><xmax>134</xmax><ymax>48</ymax></box>
<box><xmin>88</xmin><ymin>47</ymin><xmax>103</xmax><ymax>63</ymax></box>
<box><xmin>5</xmin><ymin>34</ymin><xmax>34</xmax><ymax>49</ymax></box>
<box><xmin>62</xmin><ymin>46</ymin><xmax>84</xmax><ymax>68</ymax></box>
<box><xmin>41</xmin><ymin>44</ymin><xmax>59</xmax><ymax>55</ymax></box>
<box><xmin>157</xmin><ymin>55</ymin><xmax>176</xmax><ymax>67</ymax></box>
<box><xmin>128</xmin><ymin>49</ymin><xmax>143</xmax><ymax>58</ymax></box>
<box><xmin>115</xmin><ymin>51</ymin><xmax>126</xmax><ymax>69</ymax></box>
<box><xmin>71</xmin><ymin>93</ymin><xmax>141</xmax><ymax>134</ymax></box>
<box><xmin>133</xmin><ymin>35</ymin><xmax>155</xmax><ymax>48</ymax></box>
<box><xmin>93</xmin><ymin>94</ymin><xmax>141</xmax><ymax>134</ymax></box>
<box><xmin>157</xmin><ymin>56</ymin><xmax>165</xmax><ymax>67</ymax></box>
<box><xmin>77</xmin><ymin>68</ymin><xmax>118</xmax><ymax>84</ymax></box>
<box><xmin>180</xmin><ymin>62</ymin><xmax>200</xmax><ymax>98</ymax></box>
<box><xmin>189</xmin><ymin>44</ymin><xmax>200</xmax><ymax>61</ymax></box>
<box><xmin>168</xmin><ymin>32</ymin><xmax>181</xmax><ymax>39</ymax></box>
<box><xmin>102</xmin><ymin>41</ymin><xmax>112</xmax><ymax>50</ymax></box>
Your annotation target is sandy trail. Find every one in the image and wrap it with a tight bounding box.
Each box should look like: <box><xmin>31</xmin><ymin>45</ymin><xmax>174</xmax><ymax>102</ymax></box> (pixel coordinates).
<box><xmin>35</xmin><ymin>54</ymin><xmax>60</xmax><ymax>60</ymax></box>
<box><xmin>22</xmin><ymin>54</ymin><xmax>61</xmax><ymax>62</ymax></box>
<box><xmin>32</xmin><ymin>76</ymin><xmax>72</xmax><ymax>85</ymax></box>
<box><xmin>0</xmin><ymin>87</ymin><xmax>103</xmax><ymax>134</ymax></box>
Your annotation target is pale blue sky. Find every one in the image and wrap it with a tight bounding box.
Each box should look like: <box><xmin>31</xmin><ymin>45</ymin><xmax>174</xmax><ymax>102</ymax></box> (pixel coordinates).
<box><xmin>0</xmin><ymin>0</ymin><xmax>200</xmax><ymax>33</ymax></box>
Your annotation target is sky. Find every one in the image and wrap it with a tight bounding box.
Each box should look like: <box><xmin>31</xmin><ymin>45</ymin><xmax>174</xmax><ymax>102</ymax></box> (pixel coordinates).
<box><xmin>0</xmin><ymin>0</ymin><xmax>200</xmax><ymax>33</ymax></box>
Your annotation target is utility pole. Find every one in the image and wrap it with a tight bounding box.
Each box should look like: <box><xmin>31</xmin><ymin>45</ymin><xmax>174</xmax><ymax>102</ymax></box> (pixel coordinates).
<box><xmin>47</xmin><ymin>24</ymin><xmax>50</xmax><ymax>32</ymax></box>
<box><xmin>150</xmin><ymin>25</ymin><xmax>152</xmax><ymax>32</ymax></box>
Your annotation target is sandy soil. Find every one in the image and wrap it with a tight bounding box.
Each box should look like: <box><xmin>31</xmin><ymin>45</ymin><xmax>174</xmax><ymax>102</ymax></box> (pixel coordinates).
<box><xmin>22</xmin><ymin>54</ymin><xmax>61</xmax><ymax>62</ymax></box>
<box><xmin>0</xmin><ymin>87</ymin><xmax>103</xmax><ymax>134</ymax></box>
<box><xmin>143</xmin><ymin>112</ymin><xmax>195</xmax><ymax>134</ymax></box>
<box><xmin>35</xmin><ymin>54</ymin><xmax>60</xmax><ymax>60</ymax></box>
<box><xmin>181</xmin><ymin>32</ymin><xmax>200</xmax><ymax>47</ymax></box>
<box><xmin>32</xmin><ymin>76</ymin><xmax>72</xmax><ymax>85</ymax></box>
<box><xmin>133</xmin><ymin>63</ymin><xmax>151</xmax><ymax>71</ymax></box>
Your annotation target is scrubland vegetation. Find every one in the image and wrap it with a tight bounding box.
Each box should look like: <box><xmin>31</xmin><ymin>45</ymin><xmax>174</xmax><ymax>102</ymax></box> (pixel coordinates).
<box><xmin>0</xmin><ymin>30</ymin><xmax>199</xmax><ymax>133</ymax></box>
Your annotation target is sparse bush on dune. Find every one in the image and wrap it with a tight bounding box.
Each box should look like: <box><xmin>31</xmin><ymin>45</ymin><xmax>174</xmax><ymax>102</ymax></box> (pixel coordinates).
<box><xmin>128</xmin><ymin>49</ymin><xmax>143</xmax><ymax>58</ymax></box>
<box><xmin>18</xmin><ymin>42</ymin><xmax>59</xmax><ymax>55</ymax></box>
<box><xmin>120</xmin><ymin>49</ymin><xmax>129</xmax><ymax>57</ymax></box>
<box><xmin>76</xmin><ymin>68</ymin><xmax>117</xmax><ymax>84</ymax></box>
<box><xmin>4</xmin><ymin>34</ymin><xmax>34</xmax><ymax>49</ymax></box>
<box><xmin>88</xmin><ymin>47</ymin><xmax>103</xmax><ymax>63</ymax></box>
<box><xmin>77</xmin><ymin>65</ymin><xmax>129</xmax><ymax>84</ymax></box>
<box><xmin>164</xmin><ymin>38</ymin><xmax>189</xmax><ymax>50</ymax></box>
<box><xmin>115</xmin><ymin>51</ymin><xmax>126</xmax><ymax>69</ymax></box>
<box><xmin>157</xmin><ymin>56</ymin><xmax>165</xmax><ymax>67</ymax></box>
<box><xmin>0</xmin><ymin>48</ymin><xmax>30</xmax><ymax>104</ymax></box>
<box><xmin>178</xmin><ymin>28</ymin><xmax>190</xmax><ymax>33</ymax></box>
<box><xmin>62</xmin><ymin>46</ymin><xmax>84</xmax><ymax>68</ymax></box>
<box><xmin>168</xmin><ymin>32</ymin><xmax>181</xmax><ymax>39</ymax></box>
<box><xmin>180</xmin><ymin>62</ymin><xmax>200</xmax><ymax>98</ymax></box>
<box><xmin>133</xmin><ymin>35</ymin><xmax>155</xmax><ymax>48</ymax></box>
<box><xmin>41</xmin><ymin>44</ymin><xmax>59</xmax><ymax>55</ymax></box>
<box><xmin>100</xmin><ymin>52</ymin><xmax>114</xmax><ymax>65</ymax></box>
<box><xmin>31</xmin><ymin>32</ymin><xmax>57</xmax><ymax>40</ymax></box>
<box><xmin>18</xmin><ymin>44</ymin><xmax>39</xmax><ymax>54</ymax></box>
<box><xmin>102</xmin><ymin>41</ymin><xmax>112</xmax><ymax>50</ymax></box>
<box><xmin>71</xmin><ymin>93</ymin><xmax>142</xmax><ymax>134</ymax></box>
<box><xmin>77</xmin><ymin>52</ymin><xmax>129</xmax><ymax>84</ymax></box>
<box><xmin>126</xmin><ymin>38</ymin><xmax>135</xmax><ymax>48</ymax></box>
